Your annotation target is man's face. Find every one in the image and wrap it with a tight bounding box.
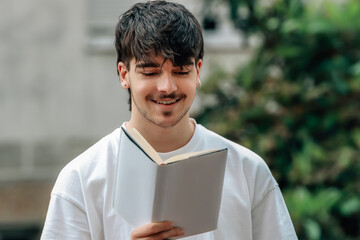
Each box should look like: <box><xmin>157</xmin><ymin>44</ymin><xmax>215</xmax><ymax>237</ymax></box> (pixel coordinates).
<box><xmin>119</xmin><ymin>56</ymin><xmax>202</xmax><ymax>128</ymax></box>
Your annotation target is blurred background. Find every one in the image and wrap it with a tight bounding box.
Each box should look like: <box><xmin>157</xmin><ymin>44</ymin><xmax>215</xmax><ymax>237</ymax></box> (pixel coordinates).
<box><xmin>0</xmin><ymin>0</ymin><xmax>359</xmax><ymax>239</ymax></box>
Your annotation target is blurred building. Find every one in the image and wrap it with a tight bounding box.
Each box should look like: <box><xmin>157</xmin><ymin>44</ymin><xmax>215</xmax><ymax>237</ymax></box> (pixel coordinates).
<box><xmin>0</xmin><ymin>0</ymin><xmax>250</xmax><ymax>238</ymax></box>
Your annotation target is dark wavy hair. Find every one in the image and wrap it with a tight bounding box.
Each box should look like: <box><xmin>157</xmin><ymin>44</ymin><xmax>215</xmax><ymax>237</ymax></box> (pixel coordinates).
<box><xmin>115</xmin><ymin>0</ymin><xmax>204</xmax><ymax>110</ymax></box>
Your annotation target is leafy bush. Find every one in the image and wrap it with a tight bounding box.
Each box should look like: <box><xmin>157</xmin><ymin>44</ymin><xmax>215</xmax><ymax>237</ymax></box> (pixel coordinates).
<box><xmin>197</xmin><ymin>0</ymin><xmax>360</xmax><ymax>239</ymax></box>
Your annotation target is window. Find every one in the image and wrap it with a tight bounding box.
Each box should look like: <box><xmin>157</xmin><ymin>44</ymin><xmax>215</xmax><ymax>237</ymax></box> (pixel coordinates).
<box><xmin>87</xmin><ymin>0</ymin><xmax>242</xmax><ymax>52</ymax></box>
<box><xmin>87</xmin><ymin>0</ymin><xmax>141</xmax><ymax>52</ymax></box>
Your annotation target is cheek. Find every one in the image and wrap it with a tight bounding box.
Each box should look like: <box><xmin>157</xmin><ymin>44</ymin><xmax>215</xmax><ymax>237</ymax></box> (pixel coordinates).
<box><xmin>182</xmin><ymin>84</ymin><xmax>197</xmax><ymax>102</ymax></box>
<box><xmin>131</xmin><ymin>81</ymin><xmax>152</xmax><ymax>95</ymax></box>
<box><xmin>184</xmin><ymin>81</ymin><xmax>197</xmax><ymax>94</ymax></box>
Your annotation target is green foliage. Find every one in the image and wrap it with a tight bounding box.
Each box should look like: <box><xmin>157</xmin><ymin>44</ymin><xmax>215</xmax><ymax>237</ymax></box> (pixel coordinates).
<box><xmin>197</xmin><ymin>0</ymin><xmax>360</xmax><ymax>239</ymax></box>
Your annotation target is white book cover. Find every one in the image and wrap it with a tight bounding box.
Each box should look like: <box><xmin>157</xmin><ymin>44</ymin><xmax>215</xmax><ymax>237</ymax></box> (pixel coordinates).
<box><xmin>113</xmin><ymin>127</ymin><xmax>228</xmax><ymax>238</ymax></box>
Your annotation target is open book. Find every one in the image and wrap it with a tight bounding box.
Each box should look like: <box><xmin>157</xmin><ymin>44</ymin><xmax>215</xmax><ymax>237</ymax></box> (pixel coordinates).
<box><xmin>113</xmin><ymin>127</ymin><xmax>228</xmax><ymax>239</ymax></box>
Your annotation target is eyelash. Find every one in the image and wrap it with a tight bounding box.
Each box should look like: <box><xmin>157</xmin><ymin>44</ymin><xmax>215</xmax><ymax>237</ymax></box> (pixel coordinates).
<box><xmin>142</xmin><ymin>72</ymin><xmax>158</xmax><ymax>77</ymax></box>
<box><xmin>142</xmin><ymin>71</ymin><xmax>190</xmax><ymax>77</ymax></box>
<box><xmin>175</xmin><ymin>71</ymin><xmax>190</xmax><ymax>75</ymax></box>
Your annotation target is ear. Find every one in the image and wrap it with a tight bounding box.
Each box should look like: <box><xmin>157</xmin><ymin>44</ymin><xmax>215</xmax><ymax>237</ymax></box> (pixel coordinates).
<box><xmin>196</xmin><ymin>59</ymin><xmax>202</xmax><ymax>88</ymax></box>
<box><xmin>118</xmin><ymin>62</ymin><xmax>130</xmax><ymax>89</ymax></box>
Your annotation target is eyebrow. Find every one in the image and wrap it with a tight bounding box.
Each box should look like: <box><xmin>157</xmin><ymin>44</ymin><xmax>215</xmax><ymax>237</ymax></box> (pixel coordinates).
<box><xmin>135</xmin><ymin>62</ymin><xmax>161</xmax><ymax>69</ymax></box>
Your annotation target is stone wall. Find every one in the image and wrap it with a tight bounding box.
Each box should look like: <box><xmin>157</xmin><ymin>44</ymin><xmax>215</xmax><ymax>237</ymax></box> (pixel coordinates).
<box><xmin>0</xmin><ymin>0</ymin><xmax>249</xmax><ymax>237</ymax></box>
<box><xmin>0</xmin><ymin>0</ymin><xmax>130</xmax><ymax>236</ymax></box>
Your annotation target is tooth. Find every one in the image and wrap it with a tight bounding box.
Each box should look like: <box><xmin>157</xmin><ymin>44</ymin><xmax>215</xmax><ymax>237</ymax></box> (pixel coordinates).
<box><xmin>156</xmin><ymin>99</ymin><xmax>177</xmax><ymax>104</ymax></box>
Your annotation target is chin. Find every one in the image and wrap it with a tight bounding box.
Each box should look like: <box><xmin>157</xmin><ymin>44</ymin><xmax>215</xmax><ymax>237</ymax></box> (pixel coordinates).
<box><xmin>150</xmin><ymin>115</ymin><xmax>184</xmax><ymax>128</ymax></box>
<box><xmin>152</xmin><ymin>120</ymin><xmax>178</xmax><ymax>128</ymax></box>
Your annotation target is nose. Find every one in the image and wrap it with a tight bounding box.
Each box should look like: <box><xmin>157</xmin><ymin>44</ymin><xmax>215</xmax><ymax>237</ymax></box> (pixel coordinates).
<box><xmin>157</xmin><ymin>73</ymin><xmax>177</xmax><ymax>94</ymax></box>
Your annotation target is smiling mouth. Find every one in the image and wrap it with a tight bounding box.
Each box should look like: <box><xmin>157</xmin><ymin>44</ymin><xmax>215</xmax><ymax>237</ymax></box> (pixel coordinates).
<box><xmin>153</xmin><ymin>99</ymin><xmax>180</xmax><ymax>105</ymax></box>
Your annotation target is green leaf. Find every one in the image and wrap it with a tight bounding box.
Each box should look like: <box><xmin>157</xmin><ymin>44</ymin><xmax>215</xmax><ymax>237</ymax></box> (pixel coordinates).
<box><xmin>340</xmin><ymin>197</ymin><xmax>360</xmax><ymax>216</ymax></box>
<box><xmin>304</xmin><ymin>218</ymin><xmax>321</xmax><ymax>240</ymax></box>
<box><xmin>350</xmin><ymin>62</ymin><xmax>360</xmax><ymax>77</ymax></box>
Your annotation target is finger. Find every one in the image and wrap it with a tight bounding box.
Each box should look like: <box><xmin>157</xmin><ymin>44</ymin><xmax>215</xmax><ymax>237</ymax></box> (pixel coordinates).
<box><xmin>152</xmin><ymin>227</ymin><xmax>185</xmax><ymax>240</ymax></box>
<box><xmin>131</xmin><ymin>221</ymin><xmax>175</xmax><ymax>238</ymax></box>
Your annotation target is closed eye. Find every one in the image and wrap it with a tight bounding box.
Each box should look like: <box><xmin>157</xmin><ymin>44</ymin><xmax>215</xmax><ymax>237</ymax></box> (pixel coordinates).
<box><xmin>174</xmin><ymin>71</ymin><xmax>190</xmax><ymax>75</ymax></box>
<box><xmin>142</xmin><ymin>72</ymin><xmax>159</xmax><ymax>77</ymax></box>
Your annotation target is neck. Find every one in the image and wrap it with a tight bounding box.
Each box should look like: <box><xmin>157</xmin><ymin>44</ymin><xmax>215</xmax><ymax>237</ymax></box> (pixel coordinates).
<box><xmin>126</xmin><ymin>118</ymin><xmax>195</xmax><ymax>153</ymax></box>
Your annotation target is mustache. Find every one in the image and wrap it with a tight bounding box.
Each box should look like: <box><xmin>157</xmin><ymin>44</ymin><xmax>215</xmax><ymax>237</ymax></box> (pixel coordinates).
<box><xmin>146</xmin><ymin>93</ymin><xmax>186</xmax><ymax>100</ymax></box>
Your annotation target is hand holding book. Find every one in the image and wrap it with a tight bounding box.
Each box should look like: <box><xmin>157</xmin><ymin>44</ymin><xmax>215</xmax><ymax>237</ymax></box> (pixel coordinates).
<box><xmin>130</xmin><ymin>221</ymin><xmax>185</xmax><ymax>240</ymax></box>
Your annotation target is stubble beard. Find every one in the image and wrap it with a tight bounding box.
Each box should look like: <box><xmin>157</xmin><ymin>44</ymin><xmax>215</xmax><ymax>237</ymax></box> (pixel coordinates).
<box><xmin>131</xmin><ymin>92</ymin><xmax>191</xmax><ymax>128</ymax></box>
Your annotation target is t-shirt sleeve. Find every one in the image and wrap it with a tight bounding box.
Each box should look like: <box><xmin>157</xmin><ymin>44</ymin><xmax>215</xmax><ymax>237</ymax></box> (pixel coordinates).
<box><xmin>239</xmin><ymin>146</ymin><xmax>297</xmax><ymax>239</ymax></box>
<box><xmin>251</xmin><ymin>186</ymin><xmax>298</xmax><ymax>240</ymax></box>
<box><xmin>40</xmin><ymin>193</ymin><xmax>91</xmax><ymax>240</ymax></box>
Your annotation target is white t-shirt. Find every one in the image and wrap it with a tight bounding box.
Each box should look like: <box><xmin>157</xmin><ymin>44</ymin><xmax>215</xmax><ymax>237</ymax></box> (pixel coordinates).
<box><xmin>41</xmin><ymin>122</ymin><xmax>297</xmax><ymax>240</ymax></box>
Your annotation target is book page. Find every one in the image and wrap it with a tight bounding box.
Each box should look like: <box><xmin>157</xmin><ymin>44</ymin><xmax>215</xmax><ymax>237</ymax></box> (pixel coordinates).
<box><xmin>165</xmin><ymin>149</ymin><xmax>221</xmax><ymax>164</ymax></box>
<box><xmin>126</xmin><ymin>128</ymin><xmax>163</xmax><ymax>165</ymax></box>
<box><xmin>126</xmin><ymin>128</ymin><xmax>222</xmax><ymax>165</ymax></box>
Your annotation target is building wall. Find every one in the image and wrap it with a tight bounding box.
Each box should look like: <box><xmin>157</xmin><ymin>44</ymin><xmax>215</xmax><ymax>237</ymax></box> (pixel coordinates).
<box><xmin>0</xmin><ymin>0</ymin><xmax>250</xmax><ymax>236</ymax></box>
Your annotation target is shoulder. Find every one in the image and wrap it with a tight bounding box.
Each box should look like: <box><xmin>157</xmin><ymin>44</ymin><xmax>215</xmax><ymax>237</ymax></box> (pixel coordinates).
<box><xmin>51</xmin><ymin>128</ymin><xmax>121</xmax><ymax>204</ymax></box>
<box><xmin>61</xmin><ymin>128</ymin><xmax>120</xmax><ymax>175</ymax></box>
<box><xmin>196</xmin><ymin>124</ymin><xmax>266</xmax><ymax>166</ymax></box>
<box><xmin>197</xmin><ymin>124</ymin><xmax>278</xmax><ymax>207</ymax></box>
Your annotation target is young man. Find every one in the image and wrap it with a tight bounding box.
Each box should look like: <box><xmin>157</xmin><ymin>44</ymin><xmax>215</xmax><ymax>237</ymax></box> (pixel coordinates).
<box><xmin>41</xmin><ymin>1</ymin><xmax>297</xmax><ymax>239</ymax></box>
